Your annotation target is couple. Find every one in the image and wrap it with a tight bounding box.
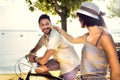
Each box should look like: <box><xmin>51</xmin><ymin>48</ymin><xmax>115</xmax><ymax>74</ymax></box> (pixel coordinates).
<box><xmin>27</xmin><ymin>2</ymin><xmax>120</xmax><ymax>80</ymax></box>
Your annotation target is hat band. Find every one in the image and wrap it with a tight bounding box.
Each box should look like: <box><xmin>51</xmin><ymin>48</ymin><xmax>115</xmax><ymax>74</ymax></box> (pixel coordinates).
<box><xmin>80</xmin><ymin>6</ymin><xmax>98</xmax><ymax>16</ymax></box>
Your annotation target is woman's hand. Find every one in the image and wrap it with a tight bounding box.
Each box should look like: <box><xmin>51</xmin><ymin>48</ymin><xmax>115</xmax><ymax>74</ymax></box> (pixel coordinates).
<box><xmin>53</xmin><ymin>25</ymin><xmax>62</xmax><ymax>33</ymax></box>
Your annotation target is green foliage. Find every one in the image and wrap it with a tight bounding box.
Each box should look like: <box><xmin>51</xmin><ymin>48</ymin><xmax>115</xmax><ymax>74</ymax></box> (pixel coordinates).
<box><xmin>26</xmin><ymin>0</ymin><xmax>91</xmax><ymax>17</ymax></box>
<box><xmin>25</xmin><ymin>0</ymin><xmax>92</xmax><ymax>31</ymax></box>
<box><xmin>107</xmin><ymin>0</ymin><xmax>120</xmax><ymax>17</ymax></box>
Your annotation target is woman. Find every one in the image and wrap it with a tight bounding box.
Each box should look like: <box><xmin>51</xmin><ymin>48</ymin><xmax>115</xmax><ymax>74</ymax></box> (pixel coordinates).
<box><xmin>54</xmin><ymin>1</ymin><xmax>120</xmax><ymax>80</ymax></box>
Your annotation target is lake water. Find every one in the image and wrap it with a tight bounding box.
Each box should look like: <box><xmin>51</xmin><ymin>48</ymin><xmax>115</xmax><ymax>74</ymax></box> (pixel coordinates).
<box><xmin>0</xmin><ymin>30</ymin><xmax>42</xmax><ymax>74</ymax></box>
<box><xmin>0</xmin><ymin>29</ymin><xmax>119</xmax><ymax>74</ymax></box>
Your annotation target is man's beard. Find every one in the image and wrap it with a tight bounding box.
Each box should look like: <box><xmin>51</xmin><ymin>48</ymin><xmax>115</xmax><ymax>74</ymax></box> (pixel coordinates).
<box><xmin>44</xmin><ymin>28</ymin><xmax>52</xmax><ymax>35</ymax></box>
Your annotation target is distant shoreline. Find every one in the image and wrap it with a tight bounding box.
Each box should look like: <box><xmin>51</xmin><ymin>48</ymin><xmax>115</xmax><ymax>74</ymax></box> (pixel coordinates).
<box><xmin>0</xmin><ymin>29</ymin><xmax>39</xmax><ymax>32</ymax></box>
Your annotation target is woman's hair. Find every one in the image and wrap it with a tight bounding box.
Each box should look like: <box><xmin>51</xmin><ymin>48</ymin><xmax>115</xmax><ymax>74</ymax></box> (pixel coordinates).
<box><xmin>77</xmin><ymin>13</ymin><xmax>106</xmax><ymax>28</ymax></box>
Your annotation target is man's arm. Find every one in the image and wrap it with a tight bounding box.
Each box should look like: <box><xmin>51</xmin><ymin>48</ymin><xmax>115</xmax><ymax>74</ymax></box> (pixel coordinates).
<box><xmin>30</xmin><ymin>44</ymin><xmax>42</xmax><ymax>55</ymax></box>
<box><xmin>35</xmin><ymin>49</ymin><xmax>56</xmax><ymax>65</ymax></box>
<box><xmin>28</xmin><ymin>44</ymin><xmax>42</xmax><ymax>62</ymax></box>
<box><xmin>35</xmin><ymin>30</ymin><xmax>61</xmax><ymax>65</ymax></box>
<box><xmin>29</xmin><ymin>35</ymin><xmax>45</xmax><ymax>55</ymax></box>
<box><xmin>28</xmin><ymin>36</ymin><xmax>44</xmax><ymax>62</ymax></box>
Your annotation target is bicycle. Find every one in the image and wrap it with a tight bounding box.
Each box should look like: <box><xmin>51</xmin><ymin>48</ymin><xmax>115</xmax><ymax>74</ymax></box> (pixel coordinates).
<box><xmin>14</xmin><ymin>56</ymin><xmax>81</xmax><ymax>80</ymax></box>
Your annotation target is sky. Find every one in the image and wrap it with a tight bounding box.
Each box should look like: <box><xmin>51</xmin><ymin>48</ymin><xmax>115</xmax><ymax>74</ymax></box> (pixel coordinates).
<box><xmin>0</xmin><ymin>0</ymin><xmax>60</xmax><ymax>30</ymax></box>
<box><xmin>0</xmin><ymin>0</ymin><xmax>37</xmax><ymax>30</ymax></box>
<box><xmin>0</xmin><ymin>0</ymin><xmax>120</xmax><ymax>31</ymax></box>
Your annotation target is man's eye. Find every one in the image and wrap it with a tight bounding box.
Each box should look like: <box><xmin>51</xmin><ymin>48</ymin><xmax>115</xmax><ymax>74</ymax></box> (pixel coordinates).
<box><xmin>40</xmin><ymin>24</ymin><xmax>44</xmax><ymax>26</ymax></box>
<box><xmin>46</xmin><ymin>23</ymin><xmax>49</xmax><ymax>26</ymax></box>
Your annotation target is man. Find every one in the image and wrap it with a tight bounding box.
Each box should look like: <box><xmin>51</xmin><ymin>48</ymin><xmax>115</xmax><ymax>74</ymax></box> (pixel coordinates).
<box><xmin>28</xmin><ymin>14</ymin><xmax>80</xmax><ymax>80</ymax></box>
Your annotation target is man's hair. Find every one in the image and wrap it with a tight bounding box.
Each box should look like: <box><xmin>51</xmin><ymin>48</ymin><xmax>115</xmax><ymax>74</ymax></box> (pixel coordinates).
<box><xmin>77</xmin><ymin>13</ymin><xmax>102</xmax><ymax>28</ymax></box>
<box><xmin>38</xmin><ymin>14</ymin><xmax>51</xmax><ymax>23</ymax></box>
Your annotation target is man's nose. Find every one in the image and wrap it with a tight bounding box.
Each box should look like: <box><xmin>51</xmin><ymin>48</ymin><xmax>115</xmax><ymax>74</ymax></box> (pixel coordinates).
<box><xmin>44</xmin><ymin>24</ymin><xmax>49</xmax><ymax>28</ymax></box>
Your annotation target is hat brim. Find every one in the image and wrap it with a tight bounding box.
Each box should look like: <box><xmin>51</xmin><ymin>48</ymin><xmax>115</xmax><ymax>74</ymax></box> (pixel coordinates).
<box><xmin>76</xmin><ymin>9</ymin><xmax>99</xmax><ymax>19</ymax></box>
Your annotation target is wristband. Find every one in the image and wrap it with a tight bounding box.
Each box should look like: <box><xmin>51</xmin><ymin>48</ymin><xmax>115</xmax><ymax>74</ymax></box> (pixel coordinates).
<box><xmin>33</xmin><ymin>56</ymin><xmax>37</xmax><ymax>62</ymax></box>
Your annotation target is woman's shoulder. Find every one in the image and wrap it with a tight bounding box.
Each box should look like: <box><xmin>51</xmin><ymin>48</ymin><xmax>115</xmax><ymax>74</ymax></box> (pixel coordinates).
<box><xmin>102</xmin><ymin>29</ymin><xmax>112</xmax><ymax>37</ymax></box>
<box><xmin>101</xmin><ymin>29</ymin><xmax>113</xmax><ymax>41</ymax></box>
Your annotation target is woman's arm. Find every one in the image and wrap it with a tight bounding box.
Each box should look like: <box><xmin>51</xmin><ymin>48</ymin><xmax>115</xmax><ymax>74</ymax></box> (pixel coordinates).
<box><xmin>53</xmin><ymin>25</ymin><xmax>87</xmax><ymax>44</ymax></box>
<box><xmin>101</xmin><ymin>32</ymin><xmax>120</xmax><ymax>80</ymax></box>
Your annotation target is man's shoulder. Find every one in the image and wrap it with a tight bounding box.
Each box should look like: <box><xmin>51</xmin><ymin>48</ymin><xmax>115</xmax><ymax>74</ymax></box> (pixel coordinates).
<box><xmin>51</xmin><ymin>29</ymin><xmax>60</xmax><ymax>35</ymax></box>
<box><xmin>49</xmin><ymin>29</ymin><xmax>62</xmax><ymax>40</ymax></box>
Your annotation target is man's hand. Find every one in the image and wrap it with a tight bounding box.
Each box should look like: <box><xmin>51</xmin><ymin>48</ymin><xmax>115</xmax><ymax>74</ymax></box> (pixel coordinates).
<box><xmin>35</xmin><ymin>65</ymin><xmax>48</xmax><ymax>73</ymax></box>
<box><xmin>35</xmin><ymin>57</ymin><xmax>43</xmax><ymax>65</ymax></box>
<box><xmin>27</xmin><ymin>53</ymin><xmax>37</xmax><ymax>62</ymax></box>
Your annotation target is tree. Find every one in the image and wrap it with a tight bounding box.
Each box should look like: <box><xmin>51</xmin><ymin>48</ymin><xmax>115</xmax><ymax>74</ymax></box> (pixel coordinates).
<box><xmin>107</xmin><ymin>0</ymin><xmax>120</xmax><ymax>17</ymax></box>
<box><xmin>25</xmin><ymin>0</ymin><xmax>91</xmax><ymax>32</ymax></box>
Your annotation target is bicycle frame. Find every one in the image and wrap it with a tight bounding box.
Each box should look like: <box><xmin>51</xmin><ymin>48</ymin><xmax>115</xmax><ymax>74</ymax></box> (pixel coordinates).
<box><xmin>15</xmin><ymin>56</ymin><xmax>63</xmax><ymax>80</ymax></box>
<box><xmin>25</xmin><ymin>70</ymin><xmax>63</xmax><ymax>80</ymax></box>
<box><xmin>15</xmin><ymin>56</ymin><xmax>81</xmax><ymax>80</ymax></box>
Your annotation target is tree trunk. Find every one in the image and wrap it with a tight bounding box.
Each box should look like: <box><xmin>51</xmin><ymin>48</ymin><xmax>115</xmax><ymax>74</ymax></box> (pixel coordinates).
<box><xmin>60</xmin><ymin>14</ymin><xmax>67</xmax><ymax>32</ymax></box>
